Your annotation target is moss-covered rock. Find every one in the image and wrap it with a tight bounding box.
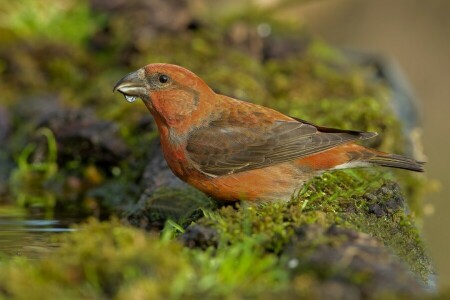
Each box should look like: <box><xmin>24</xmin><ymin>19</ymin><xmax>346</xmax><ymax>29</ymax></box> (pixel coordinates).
<box><xmin>0</xmin><ymin>219</ymin><xmax>287</xmax><ymax>299</ymax></box>
<box><xmin>284</xmin><ymin>224</ymin><xmax>425</xmax><ymax>298</ymax></box>
<box><xmin>195</xmin><ymin>169</ymin><xmax>431</xmax><ymax>283</ymax></box>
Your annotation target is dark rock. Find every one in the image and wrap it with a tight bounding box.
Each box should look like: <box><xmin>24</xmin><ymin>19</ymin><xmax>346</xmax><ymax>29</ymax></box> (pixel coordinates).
<box><xmin>224</xmin><ymin>20</ymin><xmax>312</xmax><ymax>62</ymax></box>
<box><xmin>12</xmin><ymin>95</ymin><xmax>62</xmax><ymax>122</ymax></box>
<box><xmin>263</xmin><ymin>35</ymin><xmax>312</xmax><ymax>61</ymax></box>
<box><xmin>284</xmin><ymin>224</ymin><xmax>426</xmax><ymax>299</ymax></box>
<box><xmin>3</xmin><ymin>97</ymin><xmax>132</xmax><ymax>213</ymax></box>
<box><xmin>126</xmin><ymin>138</ymin><xmax>239</xmax><ymax>231</ymax></box>
<box><xmin>90</xmin><ymin>0</ymin><xmax>192</xmax><ymax>33</ymax></box>
<box><xmin>125</xmin><ymin>186</ymin><xmax>214</xmax><ymax>231</ymax></box>
<box><xmin>364</xmin><ymin>182</ymin><xmax>404</xmax><ymax>217</ymax></box>
<box><xmin>0</xmin><ymin>105</ymin><xmax>12</xmax><ymax>197</ymax></box>
<box><xmin>367</xmin><ymin>203</ymin><xmax>384</xmax><ymax>218</ymax></box>
<box><xmin>89</xmin><ymin>0</ymin><xmax>195</xmax><ymax>59</ymax></box>
<box><xmin>35</xmin><ymin>107</ymin><xmax>129</xmax><ymax>170</ymax></box>
<box><xmin>0</xmin><ymin>105</ymin><xmax>11</xmax><ymax>142</ymax></box>
<box><xmin>139</xmin><ymin>140</ymin><xmax>188</xmax><ymax>193</ymax></box>
<box><xmin>179</xmin><ymin>224</ymin><xmax>218</xmax><ymax>250</ymax></box>
<box><xmin>225</xmin><ymin>22</ymin><xmax>265</xmax><ymax>60</ymax></box>
<box><xmin>126</xmin><ymin>140</ymin><xmax>214</xmax><ymax>230</ymax></box>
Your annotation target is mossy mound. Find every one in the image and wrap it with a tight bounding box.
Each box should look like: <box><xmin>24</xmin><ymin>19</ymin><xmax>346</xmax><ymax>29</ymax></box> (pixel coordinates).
<box><xmin>284</xmin><ymin>224</ymin><xmax>425</xmax><ymax>298</ymax></box>
<box><xmin>0</xmin><ymin>216</ymin><xmax>431</xmax><ymax>299</ymax></box>
<box><xmin>196</xmin><ymin>169</ymin><xmax>431</xmax><ymax>282</ymax></box>
<box><xmin>0</xmin><ymin>219</ymin><xmax>287</xmax><ymax>299</ymax></box>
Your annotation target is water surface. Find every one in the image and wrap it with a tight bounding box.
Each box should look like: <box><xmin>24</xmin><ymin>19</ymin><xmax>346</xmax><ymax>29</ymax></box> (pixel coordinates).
<box><xmin>0</xmin><ymin>213</ymin><xmax>76</xmax><ymax>258</ymax></box>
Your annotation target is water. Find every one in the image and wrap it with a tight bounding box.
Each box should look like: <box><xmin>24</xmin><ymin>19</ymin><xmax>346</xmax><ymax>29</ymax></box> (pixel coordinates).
<box><xmin>0</xmin><ymin>214</ymin><xmax>76</xmax><ymax>258</ymax></box>
<box><xmin>125</xmin><ymin>95</ymin><xmax>137</xmax><ymax>103</ymax></box>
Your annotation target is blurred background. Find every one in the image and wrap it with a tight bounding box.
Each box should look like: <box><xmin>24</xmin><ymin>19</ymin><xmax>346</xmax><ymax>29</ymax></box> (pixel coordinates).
<box><xmin>0</xmin><ymin>0</ymin><xmax>448</xmax><ymax>291</ymax></box>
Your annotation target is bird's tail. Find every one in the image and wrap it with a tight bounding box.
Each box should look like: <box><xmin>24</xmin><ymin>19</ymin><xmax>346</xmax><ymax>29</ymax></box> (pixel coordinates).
<box><xmin>367</xmin><ymin>152</ymin><xmax>424</xmax><ymax>172</ymax></box>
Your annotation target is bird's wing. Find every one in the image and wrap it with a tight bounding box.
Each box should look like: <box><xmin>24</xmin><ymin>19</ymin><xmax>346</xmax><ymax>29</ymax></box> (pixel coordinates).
<box><xmin>186</xmin><ymin>117</ymin><xmax>376</xmax><ymax>177</ymax></box>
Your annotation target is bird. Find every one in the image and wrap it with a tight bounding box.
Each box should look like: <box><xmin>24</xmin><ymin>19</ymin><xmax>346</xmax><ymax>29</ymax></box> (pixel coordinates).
<box><xmin>113</xmin><ymin>63</ymin><xmax>424</xmax><ymax>202</ymax></box>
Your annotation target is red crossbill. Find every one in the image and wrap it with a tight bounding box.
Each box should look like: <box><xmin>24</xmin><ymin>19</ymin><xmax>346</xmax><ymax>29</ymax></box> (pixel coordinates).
<box><xmin>114</xmin><ymin>63</ymin><xmax>423</xmax><ymax>202</ymax></box>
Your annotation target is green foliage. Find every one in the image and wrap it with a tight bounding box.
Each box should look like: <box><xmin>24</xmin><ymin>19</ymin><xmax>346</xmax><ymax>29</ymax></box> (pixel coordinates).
<box><xmin>9</xmin><ymin>128</ymin><xmax>59</xmax><ymax>216</ymax></box>
<box><xmin>0</xmin><ymin>0</ymin><xmax>96</xmax><ymax>46</ymax></box>
<box><xmin>186</xmin><ymin>237</ymin><xmax>287</xmax><ymax>297</ymax></box>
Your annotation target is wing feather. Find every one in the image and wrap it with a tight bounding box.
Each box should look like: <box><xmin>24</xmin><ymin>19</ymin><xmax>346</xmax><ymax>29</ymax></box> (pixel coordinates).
<box><xmin>186</xmin><ymin>117</ymin><xmax>376</xmax><ymax>177</ymax></box>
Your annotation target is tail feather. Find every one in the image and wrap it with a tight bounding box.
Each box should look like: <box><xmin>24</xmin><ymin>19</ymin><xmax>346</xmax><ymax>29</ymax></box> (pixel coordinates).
<box><xmin>368</xmin><ymin>153</ymin><xmax>424</xmax><ymax>172</ymax></box>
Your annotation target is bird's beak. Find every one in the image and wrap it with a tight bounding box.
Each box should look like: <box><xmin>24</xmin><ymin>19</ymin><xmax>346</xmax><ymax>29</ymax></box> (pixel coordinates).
<box><xmin>113</xmin><ymin>69</ymin><xmax>147</xmax><ymax>101</ymax></box>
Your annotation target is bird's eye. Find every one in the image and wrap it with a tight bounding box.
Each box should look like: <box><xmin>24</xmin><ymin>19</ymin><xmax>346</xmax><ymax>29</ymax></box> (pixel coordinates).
<box><xmin>159</xmin><ymin>74</ymin><xmax>169</xmax><ymax>83</ymax></box>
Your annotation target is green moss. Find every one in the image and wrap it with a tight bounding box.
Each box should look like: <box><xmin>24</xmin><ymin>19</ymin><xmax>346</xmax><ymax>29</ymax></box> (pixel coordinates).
<box><xmin>297</xmin><ymin>169</ymin><xmax>389</xmax><ymax>214</ymax></box>
<box><xmin>299</xmin><ymin>170</ymin><xmax>431</xmax><ymax>281</ymax></box>
<box><xmin>0</xmin><ymin>0</ymin><xmax>96</xmax><ymax>46</ymax></box>
<box><xmin>0</xmin><ymin>219</ymin><xmax>190</xmax><ymax>298</ymax></box>
<box><xmin>199</xmin><ymin>203</ymin><xmax>300</xmax><ymax>254</ymax></box>
<box><xmin>392</xmin><ymin>170</ymin><xmax>427</xmax><ymax>217</ymax></box>
<box><xmin>0</xmin><ymin>219</ymin><xmax>287</xmax><ymax>299</ymax></box>
<box><xmin>198</xmin><ymin>169</ymin><xmax>387</xmax><ymax>246</ymax></box>
<box><xmin>197</xmin><ymin>169</ymin><xmax>431</xmax><ymax>282</ymax></box>
<box><xmin>294</xmin><ymin>97</ymin><xmax>403</xmax><ymax>152</ymax></box>
<box><xmin>348</xmin><ymin>212</ymin><xmax>431</xmax><ymax>281</ymax></box>
<box><xmin>263</xmin><ymin>43</ymin><xmax>380</xmax><ymax>105</ymax></box>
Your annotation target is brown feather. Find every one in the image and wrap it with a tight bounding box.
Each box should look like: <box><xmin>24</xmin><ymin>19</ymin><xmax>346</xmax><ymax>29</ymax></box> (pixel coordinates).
<box><xmin>186</xmin><ymin>113</ymin><xmax>377</xmax><ymax>177</ymax></box>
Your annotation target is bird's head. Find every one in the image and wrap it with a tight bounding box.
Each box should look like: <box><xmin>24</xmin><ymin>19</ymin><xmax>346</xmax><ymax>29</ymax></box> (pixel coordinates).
<box><xmin>114</xmin><ymin>63</ymin><xmax>214</xmax><ymax>128</ymax></box>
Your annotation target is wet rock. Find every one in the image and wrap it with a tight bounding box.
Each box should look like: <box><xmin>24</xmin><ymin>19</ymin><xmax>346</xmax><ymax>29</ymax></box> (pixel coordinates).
<box><xmin>284</xmin><ymin>224</ymin><xmax>426</xmax><ymax>299</ymax></box>
<box><xmin>179</xmin><ymin>224</ymin><xmax>218</xmax><ymax>250</ymax></box>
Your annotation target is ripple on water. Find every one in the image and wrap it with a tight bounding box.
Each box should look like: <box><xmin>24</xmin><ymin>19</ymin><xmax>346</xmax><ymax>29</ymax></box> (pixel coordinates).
<box><xmin>0</xmin><ymin>215</ymin><xmax>76</xmax><ymax>258</ymax></box>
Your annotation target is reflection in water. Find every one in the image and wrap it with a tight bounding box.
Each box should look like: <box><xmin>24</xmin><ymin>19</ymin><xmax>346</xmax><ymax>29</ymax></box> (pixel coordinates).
<box><xmin>0</xmin><ymin>215</ymin><xmax>75</xmax><ymax>258</ymax></box>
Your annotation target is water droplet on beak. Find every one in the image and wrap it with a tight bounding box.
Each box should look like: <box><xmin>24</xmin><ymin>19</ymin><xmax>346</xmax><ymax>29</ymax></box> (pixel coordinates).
<box><xmin>125</xmin><ymin>95</ymin><xmax>137</xmax><ymax>103</ymax></box>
